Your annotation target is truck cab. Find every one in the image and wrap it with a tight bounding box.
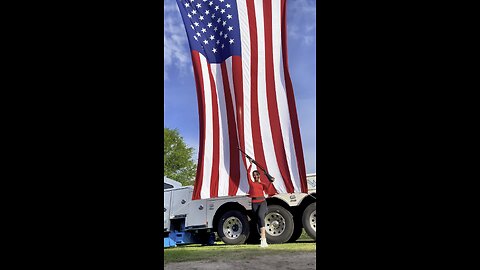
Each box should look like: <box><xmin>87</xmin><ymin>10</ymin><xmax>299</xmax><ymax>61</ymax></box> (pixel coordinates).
<box><xmin>164</xmin><ymin>177</ymin><xmax>193</xmax><ymax>233</ymax></box>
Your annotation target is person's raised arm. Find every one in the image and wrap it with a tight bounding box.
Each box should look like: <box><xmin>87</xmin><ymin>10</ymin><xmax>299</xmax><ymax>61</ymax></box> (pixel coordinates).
<box><xmin>247</xmin><ymin>158</ymin><xmax>254</xmax><ymax>185</ymax></box>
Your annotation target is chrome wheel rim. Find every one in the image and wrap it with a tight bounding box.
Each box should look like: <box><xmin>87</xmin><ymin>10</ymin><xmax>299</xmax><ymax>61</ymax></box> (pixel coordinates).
<box><xmin>265</xmin><ymin>212</ymin><xmax>286</xmax><ymax>236</ymax></box>
<box><xmin>309</xmin><ymin>210</ymin><xmax>316</xmax><ymax>232</ymax></box>
<box><xmin>223</xmin><ymin>217</ymin><xmax>243</xmax><ymax>240</ymax></box>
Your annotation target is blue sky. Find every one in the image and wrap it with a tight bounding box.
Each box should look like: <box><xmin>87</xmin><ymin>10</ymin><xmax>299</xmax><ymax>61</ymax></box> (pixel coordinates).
<box><xmin>164</xmin><ymin>0</ymin><xmax>316</xmax><ymax>173</ymax></box>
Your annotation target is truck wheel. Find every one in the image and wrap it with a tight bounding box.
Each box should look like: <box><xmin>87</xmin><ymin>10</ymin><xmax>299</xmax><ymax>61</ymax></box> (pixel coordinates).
<box><xmin>217</xmin><ymin>210</ymin><xmax>250</xmax><ymax>245</ymax></box>
<box><xmin>265</xmin><ymin>205</ymin><xmax>294</xmax><ymax>244</ymax></box>
<box><xmin>302</xmin><ymin>202</ymin><xmax>316</xmax><ymax>241</ymax></box>
<box><xmin>287</xmin><ymin>215</ymin><xmax>303</xmax><ymax>242</ymax></box>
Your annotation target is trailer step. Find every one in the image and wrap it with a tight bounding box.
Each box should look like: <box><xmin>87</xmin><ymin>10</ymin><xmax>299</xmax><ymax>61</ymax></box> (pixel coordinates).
<box><xmin>164</xmin><ymin>230</ymin><xmax>196</xmax><ymax>248</ymax></box>
<box><xmin>164</xmin><ymin>236</ymin><xmax>177</xmax><ymax>248</ymax></box>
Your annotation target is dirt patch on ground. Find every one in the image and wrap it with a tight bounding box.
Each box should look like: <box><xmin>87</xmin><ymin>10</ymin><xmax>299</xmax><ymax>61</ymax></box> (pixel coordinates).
<box><xmin>165</xmin><ymin>252</ymin><xmax>316</xmax><ymax>270</ymax></box>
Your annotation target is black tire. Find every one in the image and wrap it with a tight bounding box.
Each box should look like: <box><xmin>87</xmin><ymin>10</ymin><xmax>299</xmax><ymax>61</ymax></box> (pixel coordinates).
<box><xmin>264</xmin><ymin>205</ymin><xmax>294</xmax><ymax>244</ymax></box>
<box><xmin>287</xmin><ymin>215</ymin><xmax>303</xmax><ymax>242</ymax></box>
<box><xmin>302</xmin><ymin>202</ymin><xmax>316</xmax><ymax>241</ymax></box>
<box><xmin>217</xmin><ymin>210</ymin><xmax>250</xmax><ymax>245</ymax></box>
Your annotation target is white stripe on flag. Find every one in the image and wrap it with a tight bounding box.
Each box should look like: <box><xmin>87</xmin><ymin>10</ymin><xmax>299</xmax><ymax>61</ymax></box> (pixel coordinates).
<box><xmin>200</xmin><ymin>54</ymin><xmax>213</xmax><ymax>199</ymax></box>
<box><xmin>237</xmin><ymin>0</ymin><xmax>256</xmax><ymax>185</ymax></box>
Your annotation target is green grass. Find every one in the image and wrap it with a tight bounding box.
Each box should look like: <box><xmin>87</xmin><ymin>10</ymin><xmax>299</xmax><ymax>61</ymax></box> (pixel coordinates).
<box><xmin>299</xmin><ymin>229</ymin><xmax>312</xmax><ymax>240</ymax></box>
<box><xmin>164</xmin><ymin>230</ymin><xmax>315</xmax><ymax>265</ymax></box>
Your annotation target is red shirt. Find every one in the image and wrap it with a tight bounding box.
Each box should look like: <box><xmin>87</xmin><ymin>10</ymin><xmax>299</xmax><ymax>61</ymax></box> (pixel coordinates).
<box><xmin>247</xmin><ymin>164</ymin><xmax>269</xmax><ymax>203</ymax></box>
<box><xmin>248</xmin><ymin>181</ymin><xmax>269</xmax><ymax>203</ymax></box>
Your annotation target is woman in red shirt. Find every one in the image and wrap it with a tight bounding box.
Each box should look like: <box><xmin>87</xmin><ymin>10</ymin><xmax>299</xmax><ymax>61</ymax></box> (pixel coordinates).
<box><xmin>247</xmin><ymin>158</ymin><xmax>274</xmax><ymax>248</ymax></box>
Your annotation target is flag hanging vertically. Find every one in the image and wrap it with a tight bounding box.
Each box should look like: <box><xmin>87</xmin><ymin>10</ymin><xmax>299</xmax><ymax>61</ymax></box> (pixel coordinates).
<box><xmin>176</xmin><ymin>0</ymin><xmax>308</xmax><ymax>200</ymax></box>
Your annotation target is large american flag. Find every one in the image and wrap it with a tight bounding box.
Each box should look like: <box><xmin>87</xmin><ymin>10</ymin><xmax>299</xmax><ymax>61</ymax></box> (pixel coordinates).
<box><xmin>176</xmin><ymin>0</ymin><xmax>308</xmax><ymax>200</ymax></box>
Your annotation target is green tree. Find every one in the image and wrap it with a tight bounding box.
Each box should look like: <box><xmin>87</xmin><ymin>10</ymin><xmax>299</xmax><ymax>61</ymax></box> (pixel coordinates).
<box><xmin>164</xmin><ymin>128</ymin><xmax>197</xmax><ymax>186</ymax></box>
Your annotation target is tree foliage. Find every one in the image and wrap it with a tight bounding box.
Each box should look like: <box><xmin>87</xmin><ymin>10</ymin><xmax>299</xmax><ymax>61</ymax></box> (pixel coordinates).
<box><xmin>164</xmin><ymin>128</ymin><xmax>197</xmax><ymax>186</ymax></box>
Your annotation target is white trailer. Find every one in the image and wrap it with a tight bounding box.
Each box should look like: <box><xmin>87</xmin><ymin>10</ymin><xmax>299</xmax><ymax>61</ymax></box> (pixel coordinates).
<box><xmin>164</xmin><ymin>174</ymin><xmax>316</xmax><ymax>246</ymax></box>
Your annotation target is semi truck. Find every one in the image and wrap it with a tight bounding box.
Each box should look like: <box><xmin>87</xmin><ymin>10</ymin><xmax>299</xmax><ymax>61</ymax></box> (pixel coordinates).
<box><xmin>164</xmin><ymin>174</ymin><xmax>316</xmax><ymax>247</ymax></box>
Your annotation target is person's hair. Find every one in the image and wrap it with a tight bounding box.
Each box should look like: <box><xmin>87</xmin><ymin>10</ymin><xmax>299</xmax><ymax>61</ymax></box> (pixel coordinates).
<box><xmin>252</xmin><ymin>170</ymin><xmax>260</xmax><ymax>181</ymax></box>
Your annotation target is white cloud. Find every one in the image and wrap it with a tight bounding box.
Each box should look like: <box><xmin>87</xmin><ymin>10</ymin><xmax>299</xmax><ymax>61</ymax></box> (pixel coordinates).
<box><xmin>164</xmin><ymin>3</ymin><xmax>191</xmax><ymax>80</ymax></box>
<box><xmin>288</xmin><ymin>0</ymin><xmax>317</xmax><ymax>18</ymax></box>
<box><xmin>287</xmin><ymin>0</ymin><xmax>316</xmax><ymax>46</ymax></box>
<box><xmin>164</xmin><ymin>2</ymin><xmax>177</xmax><ymax>12</ymax></box>
<box><xmin>184</xmin><ymin>136</ymin><xmax>200</xmax><ymax>161</ymax></box>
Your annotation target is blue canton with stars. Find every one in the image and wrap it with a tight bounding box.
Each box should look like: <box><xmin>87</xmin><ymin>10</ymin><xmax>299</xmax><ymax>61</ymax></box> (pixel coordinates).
<box><xmin>176</xmin><ymin>0</ymin><xmax>242</xmax><ymax>63</ymax></box>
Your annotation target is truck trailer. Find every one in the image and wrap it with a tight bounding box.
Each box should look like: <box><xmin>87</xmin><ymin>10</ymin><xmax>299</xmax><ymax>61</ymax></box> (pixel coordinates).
<box><xmin>164</xmin><ymin>174</ymin><xmax>316</xmax><ymax>247</ymax></box>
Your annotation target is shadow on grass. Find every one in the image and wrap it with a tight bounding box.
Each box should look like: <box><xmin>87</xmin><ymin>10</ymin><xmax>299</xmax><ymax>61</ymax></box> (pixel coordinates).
<box><xmin>295</xmin><ymin>240</ymin><xmax>315</xmax><ymax>243</ymax></box>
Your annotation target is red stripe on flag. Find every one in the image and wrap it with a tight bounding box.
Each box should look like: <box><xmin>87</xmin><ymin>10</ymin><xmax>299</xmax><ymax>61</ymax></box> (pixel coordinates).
<box><xmin>191</xmin><ymin>51</ymin><xmax>206</xmax><ymax>200</ymax></box>
<box><xmin>247</xmin><ymin>0</ymin><xmax>278</xmax><ymax>195</ymax></box>
<box><xmin>246</xmin><ymin>0</ymin><xmax>264</xmax><ymax>177</ymax></box>
<box><xmin>281</xmin><ymin>0</ymin><xmax>308</xmax><ymax>193</ymax></box>
<box><xmin>207</xmin><ymin>64</ymin><xmax>220</xmax><ymax>198</ymax></box>
<box><xmin>245</xmin><ymin>0</ymin><xmax>261</xmax><ymax>177</ymax></box>
<box><xmin>231</xmin><ymin>56</ymin><xmax>246</xmax><ymax>195</ymax></box>
<box><xmin>231</xmin><ymin>57</ymin><xmax>244</xmax><ymax>169</ymax></box>
<box><xmin>263</xmin><ymin>0</ymin><xmax>294</xmax><ymax>194</ymax></box>
<box><xmin>221</xmin><ymin>62</ymin><xmax>241</xmax><ymax>196</ymax></box>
